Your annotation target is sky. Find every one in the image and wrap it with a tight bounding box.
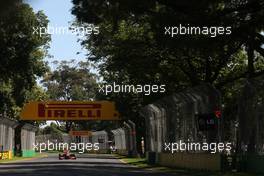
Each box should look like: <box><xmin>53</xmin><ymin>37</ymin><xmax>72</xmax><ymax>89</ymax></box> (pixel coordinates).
<box><xmin>24</xmin><ymin>0</ymin><xmax>87</xmax><ymax>70</ymax></box>
<box><xmin>24</xmin><ymin>0</ymin><xmax>90</xmax><ymax>127</ymax></box>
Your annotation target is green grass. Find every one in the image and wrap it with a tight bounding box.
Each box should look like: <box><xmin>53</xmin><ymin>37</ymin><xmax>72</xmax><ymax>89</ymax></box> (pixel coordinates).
<box><xmin>120</xmin><ymin>157</ymin><xmax>259</xmax><ymax>176</ymax></box>
<box><xmin>0</xmin><ymin>153</ymin><xmax>47</xmax><ymax>163</ymax></box>
<box><xmin>222</xmin><ymin>173</ymin><xmax>259</xmax><ymax>176</ymax></box>
<box><xmin>121</xmin><ymin>157</ymin><xmax>149</xmax><ymax>168</ymax></box>
<box><xmin>43</xmin><ymin>150</ymin><xmax>60</xmax><ymax>153</ymax></box>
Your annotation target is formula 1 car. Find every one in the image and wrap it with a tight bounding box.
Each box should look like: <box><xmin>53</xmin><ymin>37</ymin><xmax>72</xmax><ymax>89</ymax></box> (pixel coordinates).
<box><xmin>59</xmin><ymin>150</ymin><xmax>76</xmax><ymax>160</ymax></box>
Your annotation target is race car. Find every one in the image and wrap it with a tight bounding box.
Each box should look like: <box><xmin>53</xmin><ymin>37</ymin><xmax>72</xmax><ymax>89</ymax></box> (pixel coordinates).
<box><xmin>59</xmin><ymin>149</ymin><xmax>76</xmax><ymax>160</ymax></box>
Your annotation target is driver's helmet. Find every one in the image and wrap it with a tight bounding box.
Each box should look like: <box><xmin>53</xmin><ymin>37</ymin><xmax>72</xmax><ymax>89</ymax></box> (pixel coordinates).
<box><xmin>63</xmin><ymin>148</ymin><xmax>70</xmax><ymax>155</ymax></box>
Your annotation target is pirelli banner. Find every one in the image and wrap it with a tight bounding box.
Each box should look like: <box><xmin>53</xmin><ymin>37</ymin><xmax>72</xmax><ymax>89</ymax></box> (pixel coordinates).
<box><xmin>69</xmin><ymin>131</ymin><xmax>92</xmax><ymax>136</ymax></box>
<box><xmin>20</xmin><ymin>101</ymin><xmax>120</xmax><ymax>121</ymax></box>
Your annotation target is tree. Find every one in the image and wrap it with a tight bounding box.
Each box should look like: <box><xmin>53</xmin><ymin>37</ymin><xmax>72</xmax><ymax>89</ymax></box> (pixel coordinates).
<box><xmin>71</xmin><ymin>0</ymin><xmax>264</xmax><ymax>154</ymax></box>
<box><xmin>25</xmin><ymin>85</ymin><xmax>49</xmax><ymax>102</ymax></box>
<box><xmin>0</xmin><ymin>1</ymin><xmax>21</xmax><ymax>18</ymax></box>
<box><xmin>0</xmin><ymin>3</ymin><xmax>50</xmax><ymax>156</ymax></box>
<box><xmin>71</xmin><ymin>0</ymin><xmax>263</xmax><ymax>107</ymax></box>
<box><xmin>38</xmin><ymin>122</ymin><xmax>65</xmax><ymax>142</ymax></box>
<box><xmin>42</xmin><ymin>60</ymin><xmax>97</xmax><ymax>101</ymax></box>
<box><xmin>0</xmin><ymin>3</ymin><xmax>50</xmax><ymax>118</ymax></box>
<box><xmin>41</xmin><ymin>60</ymin><xmax>98</xmax><ymax>131</ymax></box>
<box><xmin>71</xmin><ymin>0</ymin><xmax>263</xmax><ymax>89</ymax></box>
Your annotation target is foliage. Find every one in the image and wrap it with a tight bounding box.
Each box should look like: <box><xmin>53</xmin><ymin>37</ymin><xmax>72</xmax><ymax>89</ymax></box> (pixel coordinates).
<box><xmin>71</xmin><ymin>1</ymin><xmax>264</xmax><ymax>154</ymax></box>
<box><xmin>42</xmin><ymin>60</ymin><xmax>98</xmax><ymax>101</ymax></box>
<box><xmin>0</xmin><ymin>3</ymin><xmax>50</xmax><ymax>118</ymax></box>
<box><xmin>41</xmin><ymin>60</ymin><xmax>99</xmax><ymax>131</ymax></box>
<box><xmin>42</xmin><ymin>122</ymin><xmax>64</xmax><ymax>135</ymax></box>
<box><xmin>72</xmin><ymin>0</ymin><xmax>263</xmax><ymax>87</ymax></box>
<box><xmin>71</xmin><ymin>0</ymin><xmax>263</xmax><ymax>117</ymax></box>
<box><xmin>25</xmin><ymin>85</ymin><xmax>49</xmax><ymax>102</ymax></box>
<box><xmin>37</xmin><ymin>122</ymin><xmax>65</xmax><ymax>141</ymax></box>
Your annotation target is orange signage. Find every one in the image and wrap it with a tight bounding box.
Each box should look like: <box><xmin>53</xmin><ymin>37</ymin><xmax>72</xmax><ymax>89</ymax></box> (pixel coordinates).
<box><xmin>0</xmin><ymin>151</ymin><xmax>10</xmax><ymax>160</ymax></box>
<box><xmin>69</xmin><ymin>131</ymin><xmax>92</xmax><ymax>136</ymax></box>
<box><xmin>20</xmin><ymin>101</ymin><xmax>120</xmax><ymax>120</ymax></box>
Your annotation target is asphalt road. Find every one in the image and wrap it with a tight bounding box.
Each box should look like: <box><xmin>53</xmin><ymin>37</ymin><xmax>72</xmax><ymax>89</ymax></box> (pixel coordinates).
<box><xmin>0</xmin><ymin>153</ymin><xmax>178</xmax><ymax>176</ymax></box>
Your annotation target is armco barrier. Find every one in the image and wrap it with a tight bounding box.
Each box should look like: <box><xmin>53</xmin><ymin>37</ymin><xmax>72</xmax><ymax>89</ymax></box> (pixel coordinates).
<box><xmin>157</xmin><ymin>152</ymin><xmax>222</xmax><ymax>171</ymax></box>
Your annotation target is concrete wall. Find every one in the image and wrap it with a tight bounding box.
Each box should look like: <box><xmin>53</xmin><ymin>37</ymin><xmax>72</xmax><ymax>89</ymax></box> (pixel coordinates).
<box><xmin>158</xmin><ymin>152</ymin><xmax>221</xmax><ymax>171</ymax></box>
<box><xmin>242</xmin><ymin>155</ymin><xmax>264</xmax><ymax>174</ymax></box>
